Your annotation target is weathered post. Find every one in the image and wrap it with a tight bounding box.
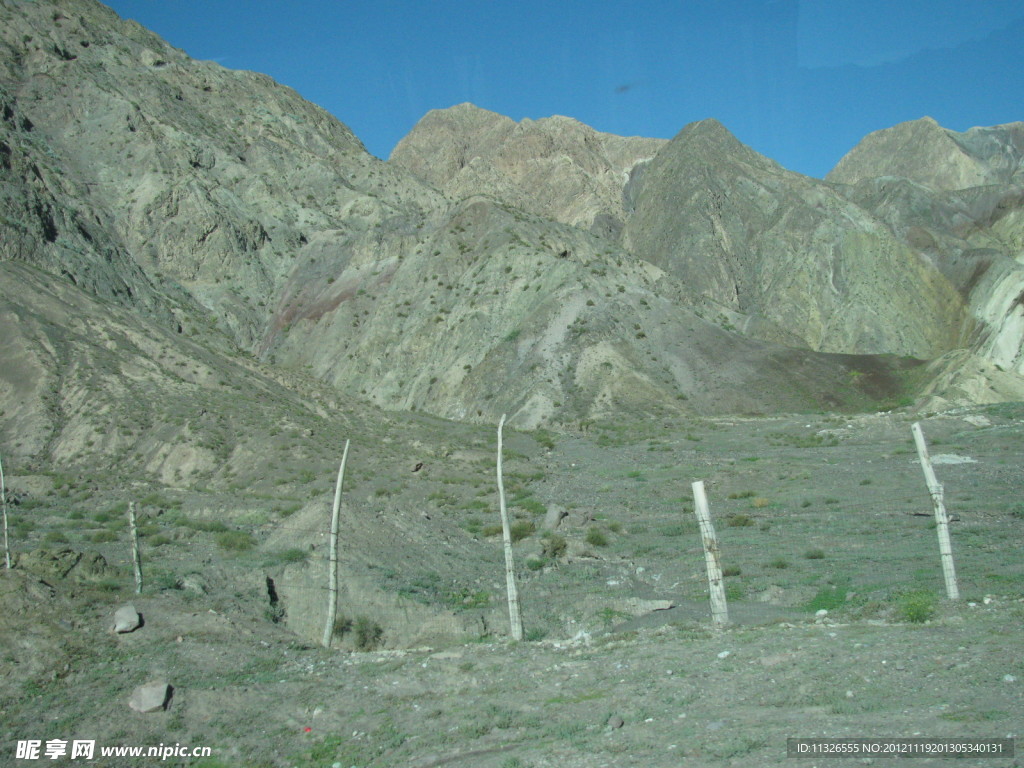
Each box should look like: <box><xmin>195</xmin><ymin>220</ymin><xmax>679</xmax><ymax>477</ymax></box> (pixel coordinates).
<box><xmin>1</xmin><ymin>453</ymin><xmax>10</xmax><ymax>570</ymax></box>
<box><xmin>911</xmin><ymin>423</ymin><xmax>959</xmax><ymax>600</ymax></box>
<box><xmin>692</xmin><ymin>480</ymin><xmax>729</xmax><ymax>626</ymax></box>
<box><xmin>323</xmin><ymin>439</ymin><xmax>350</xmax><ymax>649</ymax></box>
<box><xmin>128</xmin><ymin>501</ymin><xmax>142</xmax><ymax>594</ymax></box>
<box><xmin>497</xmin><ymin>415</ymin><xmax>524</xmax><ymax>641</ymax></box>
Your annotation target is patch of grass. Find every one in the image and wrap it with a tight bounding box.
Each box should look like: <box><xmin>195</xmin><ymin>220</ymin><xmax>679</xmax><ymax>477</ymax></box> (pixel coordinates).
<box><xmin>659</xmin><ymin>521</ymin><xmax>697</xmax><ymax>537</ymax></box>
<box><xmin>804</xmin><ymin>548</ymin><xmax>826</xmax><ymax>559</ymax></box>
<box><xmin>513</xmin><ymin>497</ymin><xmax>546</xmax><ymax>516</ymax></box>
<box><xmin>751</xmin><ymin>497</ymin><xmax>770</xmax><ymax>508</ymax></box>
<box><xmin>534</xmin><ymin>428</ymin><xmax>556</xmax><ymax>451</ymax></box>
<box><xmin>216</xmin><ymin>530</ymin><xmax>256</xmax><ymax>551</ymax></box>
<box><xmin>805</xmin><ymin>581</ymin><xmax>849</xmax><ymax>612</ymax></box>
<box><xmin>767</xmin><ymin>557</ymin><xmax>789</xmax><ymax>570</ymax></box>
<box><xmin>262</xmin><ymin>548</ymin><xmax>308</xmax><ymax>566</ymax></box>
<box><xmin>727</xmin><ymin>490</ymin><xmax>756</xmax><ymax>499</ymax></box>
<box><xmin>510</xmin><ymin>520</ymin><xmax>535</xmax><ymax>542</ymax></box>
<box><xmin>182</xmin><ymin>517</ymin><xmax>230</xmax><ymax>533</ymax></box>
<box><xmin>727</xmin><ymin>514</ymin><xmax>755</xmax><ymax>527</ymax></box>
<box><xmin>722</xmin><ymin>566</ymin><xmax>742</xmax><ymax>577</ymax></box>
<box><xmin>90</xmin><ymin>530</ymin><xmax>119</xmax><ymax>543</ymax></box>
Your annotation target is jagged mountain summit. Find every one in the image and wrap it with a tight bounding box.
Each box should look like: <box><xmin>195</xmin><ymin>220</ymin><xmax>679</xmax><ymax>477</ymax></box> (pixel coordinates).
<box><xmin>390</xmin><ymin>102</ymin><xmax>665</xmax><ymax>238</ymax></box>
<box><xmin>1</xmin><ymin>0</ymin><xmax>1023</xmax><ymax>481</ymax></box>
<box><xmin>827</xmin><ymin>117</ymin><xmax>1024</xmax><ymax>191</ymax></box>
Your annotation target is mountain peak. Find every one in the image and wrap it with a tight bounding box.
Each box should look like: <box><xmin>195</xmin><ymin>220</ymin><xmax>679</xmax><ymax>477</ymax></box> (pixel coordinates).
<box><xmin>827</xmin><ymin>117</ymin><xmax>1024</xmax><ymax>190</ymax></box>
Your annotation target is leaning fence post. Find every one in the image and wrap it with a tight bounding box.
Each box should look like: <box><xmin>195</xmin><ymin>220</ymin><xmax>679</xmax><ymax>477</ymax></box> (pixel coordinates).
<box><xmin>1</xmin><ymin>453</ymin><xmax>10</xmax><ymax>570</ymax></box>
<box><xmin>497</xmin><ymin>415</ymin><xmax>524</xmax><ymax>641</ymax></box>
<box><xmin>323</xmin><ymin>439</ymin><xmax>350</xmax><ymax>649</ymax></box>
<box><xmin>911</xmin><ymin>423</ymin><xmax>959</xmax><ymax>600</ymax></box>
<box><xmin>128</xmin><ymin>501</ymin><xmax>142</xmax><ymax>594</ymax></box>
<box><xmin>692</xmin><ymin>480</ymin><xmax>729</xmax><ymax>626</ymax></box>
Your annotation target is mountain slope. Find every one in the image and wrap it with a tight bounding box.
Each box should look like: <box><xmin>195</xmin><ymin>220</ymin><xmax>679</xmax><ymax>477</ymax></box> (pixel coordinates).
<box><xmin>622</xmin><ymin>119</ymin><xmax>967</xmax><ymax>358</ymax></box>
<box><xmin>0</xmin><ymin>0</ymin><xmax>443</xmax><ymax>348</ymax></box>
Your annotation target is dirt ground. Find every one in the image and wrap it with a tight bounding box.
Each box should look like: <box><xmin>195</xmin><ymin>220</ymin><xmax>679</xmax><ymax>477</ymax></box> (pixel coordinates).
<box><xmin>1</xmin><ymin>404</ymin><xmax>1022</xmax><ymax>767</ymax></box>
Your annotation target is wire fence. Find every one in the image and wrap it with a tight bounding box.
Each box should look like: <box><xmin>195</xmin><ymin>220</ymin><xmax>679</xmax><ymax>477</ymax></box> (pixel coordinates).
<box><xmin>3</xmin><ymin>421</ymin><xmax>1021</xmax><ymax>640</ymax></box>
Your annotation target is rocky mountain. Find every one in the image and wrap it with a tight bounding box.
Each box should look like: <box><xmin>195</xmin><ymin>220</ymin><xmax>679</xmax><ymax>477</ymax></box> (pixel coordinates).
<box><xmin>621</xmin><ymin>119</ymin><xmax>966</xmax><ymax>358</ymax></box>
<box><xmin>2</xmin><ymin>0</ymin><xmax>1024</xmax><ymax>733</ymax></box>
<box><xmin>826</xmin><ymin>119</ymin><xmax>1024</xmax><ymax>405</ymax></box>
<box><xmin>1</xmin><ymin>0</ymin><xmax>1023</xmax><ymax>481</ymax></box>
<box><xmin>390</xmin><ymin>102</ymin><xmax>665</xmax><ymax>238</ymax></box>
<box><xmin>827</xmin><ymin>117</ymin><xmax>1024</xmax><ymax>191</ymax></box>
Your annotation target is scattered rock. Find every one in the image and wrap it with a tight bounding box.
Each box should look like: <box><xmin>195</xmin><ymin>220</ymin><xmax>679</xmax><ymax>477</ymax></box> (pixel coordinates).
<box><xmin>756</xmin><ymin>585</ymin><xmax>786</xmax><ymax>605</ymax></box>
<box><xmin>1004</xmin><ymin>674</ymin><xmax>1017</xmax><ymax>683</ymax></box>
<box><xmin>931</xmin><ymin>454</ymin><xmax>977</xmax><ymax>465</ymax></box>
<box><xmin>543</xmin><ymin>504</ymin><xmax>568</xmax><ymax>531</ymax></box>
<box><xmin>607</xmin><ymin>714</ymin><xmax>624</xmax><ymax>730</ymax></box>
<box><xmin>180</xmin><ymin>574</ymin><xmax>207</xmax><ymax>594</ymax></box>
<box><xmin>112</xmin><ymin>604</ymin><xmax>142</xmax><ymax>634</ymax></box>
<box><xmin>717</xmin><ymin>650</ymin><xmax>731</xmax><ymax>659</ymax></box>
<box><xmin>129</xmin><ymin>680</ymin><xmax>171</xmax><ymax>713</ymax></box>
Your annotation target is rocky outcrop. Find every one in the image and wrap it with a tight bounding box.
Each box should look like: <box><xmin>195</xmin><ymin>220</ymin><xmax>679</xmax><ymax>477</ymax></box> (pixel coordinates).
<box><xmin>622</xmin><ymin>119</ymin><xmax>966</xmax><ymax>358</ymax></box>
<box><xmin>827</xmin><ymin>117</ymin><xmax>1024</xmax><ymax>191</ymax></box>
<box><xmin>391</xmin><ymin>103</ymin><xmax>664</xmax><ymax>234</ymax></box>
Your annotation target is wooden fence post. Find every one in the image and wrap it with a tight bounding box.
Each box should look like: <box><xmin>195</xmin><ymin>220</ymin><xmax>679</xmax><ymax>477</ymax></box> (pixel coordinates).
<box><xmin>497</xmin><ymin>415</ymin><xmax>524</xmax><ymax>641</ymax></box>
<box><xmin>128</xmin><ymin>501</ymin><xmax>142</xmax><ymax>594</ymax></box>
<box><xmin>1</xmin><ymin>453</ymin><xmax>10</xmax><ymax>570</ymax></box>
<box><xmin>323</xmin><ymin>439</ymin><xmax>350</xmax><ymax>649</ymax></box>
<box><xmin>692</xmin><ymin>480</ymin><xmax>729</xmax><ymax>626</ymax></box>
<box><xmin>911</xmin><ymin>423</ymin><xmax>960</xmax><ymax>600</ymax></box>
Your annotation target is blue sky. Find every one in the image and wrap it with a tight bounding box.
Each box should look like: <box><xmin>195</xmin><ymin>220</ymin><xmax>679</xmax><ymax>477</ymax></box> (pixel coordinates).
<box><xmin>103</xmin><ymin>0</ymin><xmax>1024</xmax><ymax>179</ymax></box>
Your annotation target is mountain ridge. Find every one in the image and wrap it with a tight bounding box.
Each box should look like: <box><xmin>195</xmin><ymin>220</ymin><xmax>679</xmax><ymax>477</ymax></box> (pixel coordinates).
<box><xmin>0</xmin><ymin>0</ymin><xmax>1022</xmax><ymax>469</ymax></box>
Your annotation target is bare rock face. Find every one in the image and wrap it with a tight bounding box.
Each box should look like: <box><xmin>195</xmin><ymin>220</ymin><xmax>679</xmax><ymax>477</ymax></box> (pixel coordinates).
<box><xmin>827</xmin><ymin>117</ymin><xmax>1024</xmax><ymax>191</ymax></box>
<box><xmin>0</xmin><ymin>0</ymin><xmax>1021</xmax><ymax>455</ymax></box>
<box><xmin>0</xmin><ymin>0</ymin><xmax>443</xmax><ymax>350</ymax></box>
<box><xmin>622</xmin><ymin>119</ymin><xmax>966</xmax><ymax>359</ymax></box>
<box><xmin>391</xmin><ymin>103</ymin><xmax>665</xmax><ymax>233</ymax></box>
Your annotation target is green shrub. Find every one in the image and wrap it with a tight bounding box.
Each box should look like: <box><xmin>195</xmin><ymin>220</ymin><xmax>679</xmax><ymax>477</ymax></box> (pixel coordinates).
<box><xmin>510</xmin><ymin>520</ymin><xmax>535</xmax><ymax>542</ymax></box>
<box><xmin>332</xmin><ymin>615</ymin><xmax>353</xmax><ymax>638</ymax></box>
<box><xmin>897</xmin><ymin>590</ymin><xmax>936</xmax><ymax>623</ymax></box>
<box><xmin>541</xmin><ymin>533</ymin><xmax>566</xmax><ymax>559</ymax></box>
<box><xmin>586</xmin><ymin>528</ymin><xmax>608</xmax><ymax>547</ymax></box>
<box><xmin>354</xmin><ymin>616</ymin><xmax>384</xmax><ymax>650</ymax></box>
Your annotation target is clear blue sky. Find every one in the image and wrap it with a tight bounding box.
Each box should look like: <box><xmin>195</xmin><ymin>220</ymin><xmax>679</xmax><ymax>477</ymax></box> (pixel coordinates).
<box><xmin>103</xmin><ymin>0</ymin><xmax>1024</xmax><ymax>179</ymax></box>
